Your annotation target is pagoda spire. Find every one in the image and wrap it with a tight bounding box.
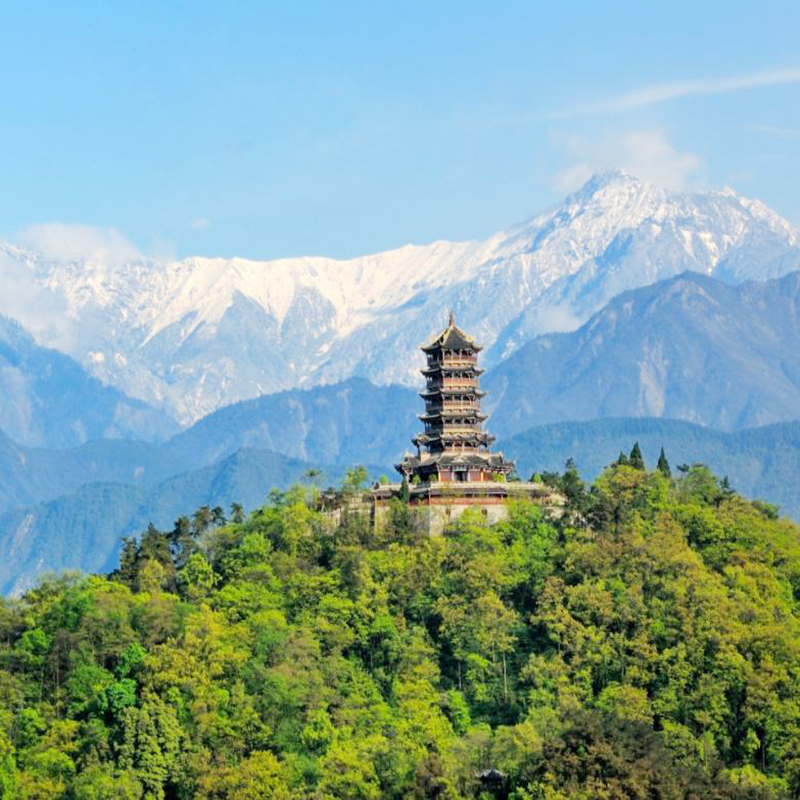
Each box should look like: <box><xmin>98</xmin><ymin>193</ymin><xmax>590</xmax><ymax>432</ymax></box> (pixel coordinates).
<box><xmin>448</xmin><ymin>308</ymin><xmax>455</xmax><ymax>327</ymax></box>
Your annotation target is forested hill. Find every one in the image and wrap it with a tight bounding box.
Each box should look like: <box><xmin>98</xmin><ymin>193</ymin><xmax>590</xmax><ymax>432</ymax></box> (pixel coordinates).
<box><xmin>2</xmin><ymin>462</ymin><xmax>800</xmax><ymax>797</ymax></box>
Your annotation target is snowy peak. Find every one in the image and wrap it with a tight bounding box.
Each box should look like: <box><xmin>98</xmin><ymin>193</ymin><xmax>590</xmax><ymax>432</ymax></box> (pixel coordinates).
<box><xmin>1</xmin><ymin>172</ymin><xmax>798</xmax><ymax>424</ymax></box>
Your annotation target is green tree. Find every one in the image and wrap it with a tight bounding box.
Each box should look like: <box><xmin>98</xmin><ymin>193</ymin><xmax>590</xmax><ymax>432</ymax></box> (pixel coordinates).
<box><xmin>657</xmin><ymin>446</ymin><xmax>671</xmax><ymax>477</ymax></box>
<box><xmin>197</xmin><ymin>751</ymin><xmax>291</xmax><ymax>799</ymax></box>
<box><xmin>628</xmin><ymin>441</ymin><xmax>645</xmax><ymax>470</ymax></box>
<box><xmin>343</xmin><ymin>465</ymin><xmax>369</xmax><ymax>494</ymax></box>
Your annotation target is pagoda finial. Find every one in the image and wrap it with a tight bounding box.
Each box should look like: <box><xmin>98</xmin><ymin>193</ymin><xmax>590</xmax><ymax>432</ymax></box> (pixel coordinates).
<box><xmin>448</xmin><ymin>308</ymin><xmax>455</xmax><ymax>327</ymax></box>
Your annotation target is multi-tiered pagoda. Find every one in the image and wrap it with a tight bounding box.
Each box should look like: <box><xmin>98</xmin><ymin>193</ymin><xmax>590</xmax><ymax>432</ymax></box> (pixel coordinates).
<box><xmin>396</xmin><ymin>311</ymin><xmax>515</xmax><ymax>484</ymax></box>
<box><xmin>371</xmin><ymin>312</ymin><xmax>559</xmax><ymax>532</ymax></box>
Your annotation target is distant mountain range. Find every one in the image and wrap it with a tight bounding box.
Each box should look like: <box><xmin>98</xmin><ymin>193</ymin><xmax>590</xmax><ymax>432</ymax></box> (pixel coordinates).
<box><xmin>3</xmin><ymin>415</ymin><xmax>799</xmax><ymax>596</ymax></box>
<box><xmin>2</xmin><ymin>173</ymin><xmax>800</xmax><ymax>594</ymax></box>
<box><xmin>0</xmin><ymin>448</ymin><xmax>352</xmax><ymax>596</ymax></box>
<box><xmin>501</xmin><ymin>418</ymin><xmax>800</xmax><ymax>519</ymax></box>
<box><xmin>485</xmin><ymin>270</ymin><xmax>800</xmax><ymax>435</ymax></box>
<box><xmin>2</xmin><ymin>266</ymin><xmax>800</xmax><ymax>503</ymax></box>
<box><xmin>0</xmin><ymin>378</ymin><xmax>417</xmax><ymax>516</ymax></box>
<box><xmin>3</xmin><ymin>171</ymin><xmax>798</xmax><ymax>423</ymax></box>
<box><xmin>0</xmin><ymin>314</ymin><xmax>176</xmax><ymax>447</ymax></box>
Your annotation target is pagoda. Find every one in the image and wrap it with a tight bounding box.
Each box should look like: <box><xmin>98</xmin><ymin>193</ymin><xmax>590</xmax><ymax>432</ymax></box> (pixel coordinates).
<box><xmin>396</xmin><ymin>311</ymin><xmax>515</xmax><ymax>483</ymax></box>
<box><xmin>370</xmin><ymin>312</ymin><xmax>561</xmax><ymax>533</ymax></box>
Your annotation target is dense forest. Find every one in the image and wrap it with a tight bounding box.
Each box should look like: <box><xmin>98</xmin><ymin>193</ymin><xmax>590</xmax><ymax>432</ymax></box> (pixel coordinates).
<box><xmin>1</xmin><ymin>455</ymin><xmax>800</xmax><ymax>799</ymax></box>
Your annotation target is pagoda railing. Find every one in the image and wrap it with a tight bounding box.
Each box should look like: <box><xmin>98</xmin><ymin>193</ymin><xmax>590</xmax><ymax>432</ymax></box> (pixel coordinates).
<box><xmin>440</xmin><ymin>381</ymin><xmax>480</xmax><ymax>390</ymax></box>
<box><xmin>426</xmin><ymin>403</ymin><xmax>482</xmax><ymax>411</ymax></box>
<box><xmin>427</xmin><ymin>356</ymin><xmax>478</xmax><ymax>366</ymax></box>
<box><xmin>428</xmin><ymin>425</ymin><xmax>485</xmax><ymax>433</ymax></box>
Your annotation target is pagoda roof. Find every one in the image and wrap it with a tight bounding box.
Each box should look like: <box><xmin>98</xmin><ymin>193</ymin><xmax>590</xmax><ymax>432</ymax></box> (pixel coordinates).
<box><xmin>413</xmin><ymin>431</ymin><xmax>496</xmax><ymax>446</ymax></box>
<box><xmin>421</xmin><ymin>311</ymin><xmax>482</xmax><ymax>353</ymax></box>
<box><xmin>418</xmin><ymin>410</ymin><xmax>488</xmax><ymax>422</ymax></box>
<box><xmin>395</xmin><ymin>451</ymin><xmax>513</xmax><ymax>473</ymax></box>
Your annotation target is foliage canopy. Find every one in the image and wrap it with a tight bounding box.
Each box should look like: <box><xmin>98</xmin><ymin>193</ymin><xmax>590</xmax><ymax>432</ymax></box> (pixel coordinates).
<box><xmin>1</xmin><ymin>462</ymin><xmax>800</xmax><ymax>798</ymax></box>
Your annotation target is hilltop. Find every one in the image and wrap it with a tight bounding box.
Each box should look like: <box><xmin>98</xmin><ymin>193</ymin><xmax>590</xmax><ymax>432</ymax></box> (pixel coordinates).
<box><xmin>1</xmin><ymin>462</ymin><xmax>799</xmax><ymax>797</ymax></box>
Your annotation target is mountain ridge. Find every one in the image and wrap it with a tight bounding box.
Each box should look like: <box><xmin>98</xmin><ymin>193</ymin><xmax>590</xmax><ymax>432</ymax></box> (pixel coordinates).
<box><xmin>485</xmin><ymin>269</ymin><xmax>800</xmax><ymax>435</ymax></box>
<box><xmin>4</xmin><ymin>171</ymin><xmax>798</xmax><ymax>423</ymax></box>
<box><xmin>3</xmin><ymin>267</ymin><xmax>800</xmax><ymax>514</ymax></box>
<box><xmin>0</xmin><ymin>446</ymin><xmax>358</xmax><ymax>596</ymax></box>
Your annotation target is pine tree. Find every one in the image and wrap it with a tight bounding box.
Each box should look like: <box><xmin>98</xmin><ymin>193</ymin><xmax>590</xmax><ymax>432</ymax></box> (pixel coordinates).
<box><xmin>116</xmin><ymin>537</ymin><xmax>140</xmax><ymax>588</ymax></box>
<box><xmin>616</xmin><ymin>451</ymin><xmax>629</xmax><ymax>467</ymax></box>
<box><xmin>629</xmin><ymin>442</ymin><xmax>645</xmax><ymax>470</ymax></box>
<box><xmin>561</xmin><ymin>458</ymin><xmax>587</xmax><ymax>510</ymax></box>
<box><xmin>400</xmin><ymin>476</ymin><xmax>410</xmax><ymax>503</ymax></box>
<box><xmin>657</xmin><ymin>446</ymin><xmax>671</xmax><ymax>478</ymax></box>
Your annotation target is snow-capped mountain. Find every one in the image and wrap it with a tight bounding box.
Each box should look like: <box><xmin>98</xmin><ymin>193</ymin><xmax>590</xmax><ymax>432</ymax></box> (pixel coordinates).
<box><xmin>2</xmin><ymin>171</ymin><xmax>799</xmax><ymax>424</ymax></box>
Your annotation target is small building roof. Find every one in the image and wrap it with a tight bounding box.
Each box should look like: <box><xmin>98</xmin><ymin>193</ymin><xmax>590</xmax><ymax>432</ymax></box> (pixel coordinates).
<box><xmin>477</xmin><ymin>768</ymin><xmax>506</xmax><ymax>785</ymax></box>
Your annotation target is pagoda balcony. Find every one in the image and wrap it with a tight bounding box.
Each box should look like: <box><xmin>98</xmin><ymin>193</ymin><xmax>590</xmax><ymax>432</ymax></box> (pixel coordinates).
<box><xmin>419</xmin><ymin>388</ymin><xmax>486</xmax><ymax>399</ymax></box>
<box><xmin>421</xmin><ymin>386</ymin><xmax>483</xmax><ymax>398</ymax></box>
<box><xmin>427</xmin><ymin>358</ymin><xmax>478</xmax><ymax>369</ymax></box>
<box><xmin>421</xmin><ymin>404</ymin><xmax>484</xmax><ymax>413</ymax></box>
<box><xmin>426</xmin><ymin>355</ymin><xmax>478</xmax><ymax>367</ymax></box>
<box><xmin>439</xmin><ymin>382</ymin><xmax>482</xmax><ymax>392</ymax></box>
<box><xmin>421</xmin><ymin>365</ymin><xmax>485</xmax><ymax>377</ymax></box>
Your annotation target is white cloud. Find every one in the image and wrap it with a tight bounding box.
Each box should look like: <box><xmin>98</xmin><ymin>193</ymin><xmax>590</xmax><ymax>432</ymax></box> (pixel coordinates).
<box><xmin>550</xmin><ymin>68</ymin><xmax>800</xmax><ymax>119</ymax></box>
<box><xmin>534</xmin><ymin>303</ymin><xmax>581</xmax><ymax>333</ymax></box>
<box><xmin>0</xmin><ymin>248</ymin><xmax>77</xmax><ymax>349</ymax></box>
<box><xmin>552</xmin><ymin>130</ymin><xmax>704</xmax><ymax>193</ymax></box>
<box><xmin>189</xmin><ymin>218</ymin><xmax>210</xmax><ymax>231</ymax></box>
<box><xmin>17</xmin><ymin>223</ymin><xmax>142</xmax><ymax>267</ymax></box>
<box><xmin>0</xmin><ymin>222</ymin><xmax>140</xmax><ymax>350</ymax></box>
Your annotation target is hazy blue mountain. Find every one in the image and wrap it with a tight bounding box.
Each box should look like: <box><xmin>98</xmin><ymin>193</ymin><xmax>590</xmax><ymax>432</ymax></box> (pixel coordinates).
<box><xmin>0</xmin><ymin>447</ymin><xmax>353</xmax><ymax>596</ymax></box>
<box><xmin>498</xmin><ymin>417</ymin><xmax>800</xmax><ymax>519</ymax></box>
<box><xmin>4</xmin><ymin>412</ymin><xmax>800</xmax><ymax>594</ymax></box>
<box><xmin>0</xmin><ymin>314</ymin><xmax>177</xmax><ymax>447</ymax></box>
<box><xmin>0</xmin><ymin>378</ymin><xmax>417</xmax><ymax>516</ymax></box>
<box><xmin>168</xmin><ymin>377</ymin><xmax>419</xmax><ymax>466</ymax></box>
<box><xmin>0</xmin><ymin>429</ymin><xmax>169</xmax><ymax>515</ymax></box>
<box><xmin>485</xmin><ymin>270</ymin><xmax>800</xmax><ymax>436</ymax></box>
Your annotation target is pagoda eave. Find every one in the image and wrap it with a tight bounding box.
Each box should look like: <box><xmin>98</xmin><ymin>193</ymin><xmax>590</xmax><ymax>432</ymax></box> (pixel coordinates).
<box><xmin>420</xmin><ymin>388</ymin><xmax>486</xmax><ymax>399</ymax></box>
<box><xmin>413</xmin><ymin>433</ymin><xmax>496</xmax><ymax>446</ymax></box>
<box><xmin>418</xmin><ymin>412</ymin><xmax>488</xmax><ymax>422</ymax></box>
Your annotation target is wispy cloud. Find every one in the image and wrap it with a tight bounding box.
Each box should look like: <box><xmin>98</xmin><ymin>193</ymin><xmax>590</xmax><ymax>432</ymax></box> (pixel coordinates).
<box><xmin>0</xmin><ymin>248</ymin><xmax>76</xmax><ymax>349</ymax></box>
<box><xmin>552</xmin><ymin>130</ymin><xmax>704</xmax><ymax>193</ymax></box>
<box><xmin>552</xmin><ymin>67</ymin><xmax>800</xmax><ymax>119</ymax></box>
<box><xmin>18</xmin><ymin>223</ymin><xmax>142</xmax><ymax>267</ymax></box>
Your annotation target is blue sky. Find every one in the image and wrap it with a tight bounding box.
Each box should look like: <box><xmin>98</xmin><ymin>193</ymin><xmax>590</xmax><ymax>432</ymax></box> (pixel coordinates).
<box><xmin>1</xmin><ymin>1</ymin><xmax>799</xmax><ymax>260</ymax></box>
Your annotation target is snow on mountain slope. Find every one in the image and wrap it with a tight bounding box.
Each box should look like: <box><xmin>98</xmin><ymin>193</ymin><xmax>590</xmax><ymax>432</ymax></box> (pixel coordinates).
<box><xmin>2</xmin><ymin>171</ymin><xmax>798</xmax><ymax>424</ymax></box>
